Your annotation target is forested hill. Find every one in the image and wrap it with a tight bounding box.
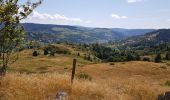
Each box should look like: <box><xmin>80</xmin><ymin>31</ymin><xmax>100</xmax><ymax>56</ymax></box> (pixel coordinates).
<box><xmin>119</xmin><ymin>29</ymin><xmax>170</xmax><ymax>48</ymax></box>
<box><xmin>23</xmin><ymin>23</ymin><xmax>154</xmax><ymax>43</ymax></box>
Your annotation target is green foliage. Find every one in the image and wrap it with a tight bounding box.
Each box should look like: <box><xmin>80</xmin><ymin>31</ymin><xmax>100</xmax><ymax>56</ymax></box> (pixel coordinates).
<box><xmin>25</xmin><ymin>23</ymin><xmax>127</xmax><ymax>44</ymax></box>
<box><xmin>0</xmin><ymin>0</ymin><xmax>42</xmax><ymax>75</ymax></box>
<box><xmin>126</xmin><ymin>54</ymin><xmax>134</xmax><ymax>61</ymax></box>
<box><xmin>78</xmin><ymin>72</ymin><xmax>92</xmax><ymax>81</ymax></box>
<box><xmin>83</xmin><ymin>43</ymin><xmax>142</xmax><ymax>62</ymax></box>
<box><xmin>45</xmin><ymin>45</ymin><xmax>71</xmax><ymax>56</ymax></box>
<box><xmin>107</xmin><ymin>56</ymin><xmax>114</xmax><ymax>62</ymax></box>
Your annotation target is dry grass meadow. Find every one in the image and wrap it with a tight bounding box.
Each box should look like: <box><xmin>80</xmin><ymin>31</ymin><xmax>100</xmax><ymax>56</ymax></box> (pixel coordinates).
<box><xmin>1</xmin><ymin>47</ymin><xmax>170</xmax><ymax>100</ymax></box>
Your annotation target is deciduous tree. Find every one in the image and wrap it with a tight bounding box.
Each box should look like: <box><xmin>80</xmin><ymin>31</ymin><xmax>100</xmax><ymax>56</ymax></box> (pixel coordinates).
<box><xmin>0</xmin><ymin>0</ymin><xmax>43</xmax><ymax>75</ymax></box>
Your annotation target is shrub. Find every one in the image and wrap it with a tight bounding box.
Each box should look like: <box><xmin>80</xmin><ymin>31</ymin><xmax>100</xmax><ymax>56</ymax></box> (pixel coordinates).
<box><xmin>32</xmin><ymin>51</ymin><xmax>39</xmax><ymax>57</ymax></box>
<box><xmin>143</xmin><ymin>57</ymin><xmax>150</xmax><ymax>62</ymax></box>
<box><xmin>78</xmin><ymin>72</ymin><xmax>92</xmax><ymax>81</ymax></box>
<box><xmin>45</xmin><ymin>45</ymin><xmax>71</xmax><ymax>55</ymax></box>
<box><xmin>107</xmin><ymin>56</ymin><xmax>114</xmax><ymax>62</ymax></box>
<box><xmin>44</xmin><ymin>49</ymin><xmax>49</xmax><ymax>55</ymax></box>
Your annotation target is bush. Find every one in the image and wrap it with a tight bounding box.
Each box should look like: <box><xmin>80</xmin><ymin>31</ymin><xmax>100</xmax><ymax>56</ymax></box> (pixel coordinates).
<box><xmin>143</xmin><ymin>57</ymin><xmax>150</xmax><ymax>62</ymax></box>
<box><xmin>45</xmin><ymin>45</ymin><xmax>71</xmax><ymax>55</ymax></box>
<box><xmin>44</xmin><ymin>49</ymin><xmax>49</xmax><ymax>55</ymax></box>
<box><xmin>32</xmin><ymin>51</ymin><xmax>39</xmax><ymax>56</ymax></box>
<box><xmin>126</xmin><ymin>54</ymin><xmax>134</xmax><ymax>61</ymax></box>
<box><xmin>78</xmin><ymin>72</ymin><xmax>92</xmax><ymax>81</ymax></box>
<box><xmin>107</xmin><ymin>56</ymin><xmax>124</xmax><ymax>62</ymax></box>
<box><xmin>107</xmin><ymin>56</ymin><xmax>114</xmax><ymax>62</ymax></box>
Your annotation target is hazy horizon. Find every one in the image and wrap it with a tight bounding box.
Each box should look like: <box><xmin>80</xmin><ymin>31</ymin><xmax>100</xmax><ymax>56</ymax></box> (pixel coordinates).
<box><xmin>22</xmin><ymin>22</ymin><xmax>170</xmax><ymax>30</ymax></box>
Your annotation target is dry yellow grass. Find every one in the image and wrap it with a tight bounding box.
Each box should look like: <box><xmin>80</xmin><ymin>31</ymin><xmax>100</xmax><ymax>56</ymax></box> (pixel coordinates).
<box><xmin>0</xmin><ymin>73</ymin><xmax>114</xmax><ymax>100</ymax></box>
<box><xmin>2</xmin><ymin>48</ymin><xmax>170</xmax><ymax>100</ymax></box>
<box><xmin>77</xmin><ymin>61</ymin><xmax>170</xmax><ymax>100</ymax></box>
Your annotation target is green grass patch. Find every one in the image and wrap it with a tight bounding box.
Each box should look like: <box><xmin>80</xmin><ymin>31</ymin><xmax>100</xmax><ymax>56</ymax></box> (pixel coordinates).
<box><xmin>77</xmin><ymin>72</ymin><xmax>92</xmax><ymax>81</ymax></box>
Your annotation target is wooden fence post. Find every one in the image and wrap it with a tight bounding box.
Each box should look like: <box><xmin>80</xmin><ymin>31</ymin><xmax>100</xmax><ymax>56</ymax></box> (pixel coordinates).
<box><xmin>71</xmin><ymin>58</ymin><xmax>77</xmax><ymax>84</ymax></box>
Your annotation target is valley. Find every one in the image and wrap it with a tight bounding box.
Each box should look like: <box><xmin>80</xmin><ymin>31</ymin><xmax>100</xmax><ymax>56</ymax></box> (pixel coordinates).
<box><xmin>0</xmin><ymin>43</ymin><xmax>170</xmax><ymax>100</ymax></box>
<box><xmin>1</xmin><ymin>23</ymin><xmax>170</xmax><ymax>100</ymax></box>
<box><xmin>23</xmin><ymin>23</ymin><xmax>154</xmax><ymax>43</ymax></box>
<box><xmin>1</xmin><ymin>0</ymin><xmax>170</xmax><ymax>100</ymax></box>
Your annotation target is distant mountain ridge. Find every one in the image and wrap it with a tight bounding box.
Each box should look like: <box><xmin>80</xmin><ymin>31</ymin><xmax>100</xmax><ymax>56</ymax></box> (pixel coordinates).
<box><xmin>23</xmin><ymin>23</ymin><xmax>155</xmax><ymax>43</ymax></box>
<box><xmin>119</xmin><ymin>29</ymin><xmax>170</xmax><ymax>48</ymax></box>
<box><xmin>112</xmin><ymin>28</ymin><xmax>155</xmax><ymax>36</ymax></box>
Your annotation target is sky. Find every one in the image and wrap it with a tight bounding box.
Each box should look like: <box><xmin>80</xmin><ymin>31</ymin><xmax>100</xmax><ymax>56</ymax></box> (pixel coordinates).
<box><xmin>21</xmin><ymin>0</ymin><xmax>170</xmax><ymax>29</ymax></box>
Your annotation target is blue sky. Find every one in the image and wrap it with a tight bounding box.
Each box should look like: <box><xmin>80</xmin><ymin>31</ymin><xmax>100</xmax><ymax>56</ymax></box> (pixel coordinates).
<box><xmin>22</xmin><ymin>0</ymin><xmax>170</xmax><ymax>29</ymax></box>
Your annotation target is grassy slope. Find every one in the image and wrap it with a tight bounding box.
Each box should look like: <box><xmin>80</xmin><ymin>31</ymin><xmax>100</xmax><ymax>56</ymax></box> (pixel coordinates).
<box><xmin>78</xmin><ymin>62</ymin><xmax>170</xmax><ymax>99</ymax></box>
<box><xmin>1</xmin><ymin>44</ymin><xmax>170</xmax><ymax>100</ymax></box>
<box><xmin>9</xmin><ymin>44</ymin><xmax>93</xmax><ymax>74</ymax></box>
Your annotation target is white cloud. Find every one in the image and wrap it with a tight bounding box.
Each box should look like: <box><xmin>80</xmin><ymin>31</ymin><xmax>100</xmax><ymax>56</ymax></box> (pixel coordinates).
<box><xmin>127</xmin><ymin>0</ymin><xmax>143</xmax><ymax>3</ymax></box>
<box><xmin>28</xmin><ymin>11</ymin><xmax>87</xmax><ymax>23</ymax></box>
<box><xmin>111</xmin><ymin>14</ymin><xmax>128</xmax><ymax>19</ymax></box>
<box><xmin>168</xmin><ymin>19</ymin><xmax>170</xmax><ymax>22</ymax></box>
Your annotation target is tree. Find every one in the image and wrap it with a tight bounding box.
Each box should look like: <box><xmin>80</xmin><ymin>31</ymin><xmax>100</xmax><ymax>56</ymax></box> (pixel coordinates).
<box><xmin>0</xmin><ymin>0</ymin><xmax>43</xmax><ymax>75</ymax></box>
<box><xmin>126</xmin><ymin>54</ymin><xmax>134</xmax><ymax>61</ymax></box>
<box><xmin>155</xmin><ymin>53</ymin><xmax>162</xmax><ymax>63</ymax></box>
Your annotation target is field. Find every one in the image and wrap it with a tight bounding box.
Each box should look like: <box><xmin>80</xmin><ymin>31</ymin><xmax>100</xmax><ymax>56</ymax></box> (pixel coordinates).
<box><xmin>1</xmin><ymin>45</ymin><xmax>170</xmax><ymax>100</ymax></box>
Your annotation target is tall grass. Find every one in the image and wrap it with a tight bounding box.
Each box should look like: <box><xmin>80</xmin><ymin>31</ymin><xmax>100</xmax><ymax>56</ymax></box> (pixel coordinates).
<box><xmin>0</xmin><ymin>73</ymin><xmax>113</xmax><ymax>100</ymax></box>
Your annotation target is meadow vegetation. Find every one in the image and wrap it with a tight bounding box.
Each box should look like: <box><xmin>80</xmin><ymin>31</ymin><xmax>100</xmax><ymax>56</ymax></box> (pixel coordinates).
<box><xmin>1</xmin><ymin>44</ymin><xmax>170</xmax><ymax>100</ymax></box>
